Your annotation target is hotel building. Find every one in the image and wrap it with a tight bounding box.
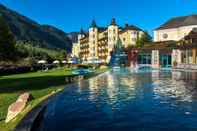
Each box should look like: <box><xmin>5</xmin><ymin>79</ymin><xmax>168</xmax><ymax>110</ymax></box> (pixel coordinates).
<box><xmin>72</xmin><ymin>42</ymin><xmax>80</xmax><ymax>58</ymax></box>
<box><xmin>73</xmin><ymin>18</ymin><xmax>144</xmax><ymax>63</ymax></box>
<box><xmin>128</xmin><ymin>14</ymin><xmax>197</xmax><ymax>69</ymax></box>
<box><xmin>154</xmin><ymin>15</ymin><xmax>197</xmax><ymax>42</ymax></box>
<box><xmin>155</xmin><ymin>14</ymin><xmax>197</xmax><ymax>69</ymax></box>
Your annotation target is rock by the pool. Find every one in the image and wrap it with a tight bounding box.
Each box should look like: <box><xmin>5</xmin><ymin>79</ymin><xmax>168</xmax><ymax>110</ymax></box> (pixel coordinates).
<box><xmin>17</xmin><ymin>92</ymin><xmax>30</xmax><ymax>103</ymax></box>
<box><xmin>5</xmin><ymin>92</ymin><xmax>30</xmax><ymax>123</ymax></box>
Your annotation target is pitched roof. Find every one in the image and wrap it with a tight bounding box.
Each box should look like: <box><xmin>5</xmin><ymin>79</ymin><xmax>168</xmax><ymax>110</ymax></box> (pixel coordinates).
<box><xmin>120</xmin><ymin>24</ymin><xmax>142</xmax><ymax>33</ymax></box>
<box><xmin>98</xmin><ymin>27</ymin><xmax>107</xmax><ymax>32</ymax></box>
<box><xmin>155</xmin><ymin>14</ymin><xmax>197</xmax><ymax>30</ymax></box>
<box><xmin>127</xmin><ymin>41</ymin><xmax>179</xmax><ymax>52</ymax></box>
<box><xmin>184</xmin><ymin>28</ymin><xmax>197</xmax><ymax>40</ymax></box>
<box><xmin>110</xmin><ymin>18</ymin><xmax>117</xmax><ymax>26</ymax></box>
<box><xmin>125</xmin><ymin>24</ymin><xmax>142</xmax><ymax>31</ymax></box>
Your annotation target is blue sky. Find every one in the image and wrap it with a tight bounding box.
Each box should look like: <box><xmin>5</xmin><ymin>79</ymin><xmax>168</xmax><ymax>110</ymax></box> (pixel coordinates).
<box><xmin>0</xmin><ymin>0</ymin><xmax>197</xmax><ymax>34</ymax></box>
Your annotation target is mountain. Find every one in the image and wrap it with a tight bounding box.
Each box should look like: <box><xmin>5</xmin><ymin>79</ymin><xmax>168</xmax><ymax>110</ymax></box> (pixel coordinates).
<box><xmin>67</xmin><ymin>32</ymin><xmax>80</xmax><ymax>43</ymax></box>
<box><xmin>0</xmin><ymin>4</ymin><xmax>73</xmax><ymax>52</ymax></box>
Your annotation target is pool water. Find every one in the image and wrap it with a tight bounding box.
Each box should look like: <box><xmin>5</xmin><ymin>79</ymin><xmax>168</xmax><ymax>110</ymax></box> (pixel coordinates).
<box><xmin>36</xmin><ymin>68</ymin><xmax>197</xmax><ymax>131</ymax></box>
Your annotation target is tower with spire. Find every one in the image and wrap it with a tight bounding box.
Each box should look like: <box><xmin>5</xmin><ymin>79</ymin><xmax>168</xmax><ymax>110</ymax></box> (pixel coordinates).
<box><xmin>74</xmin><ymin>18</ymin><xmax>144</xmax><ymax>64</ymax></box>
<box><xmin>89</xmin><ymin>20</ymin><xmax>99</xmax><ymax>60</ymax></box>
<box><xmin>110</xmin><ymin>17</ymin><xmax>117</xmax><ymax>26</ymax></box>
<box><xmin>77</xmin><ymin>28</ymin><xmax>85</xmax><ymax>41</ymax></box>
<box><xmin>107</xmin><ymin>17</ymin><xmax>119</xmax><ymax>62</ymax></box>
<box><xmin>91</xmin><ymin>20</ymin><xmax>97</xmax><ymax>28</ymax></box>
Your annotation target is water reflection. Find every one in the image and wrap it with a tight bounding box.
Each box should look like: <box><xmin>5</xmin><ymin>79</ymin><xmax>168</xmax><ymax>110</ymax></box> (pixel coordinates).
<box><xmin>76</xmin><ymin>69</ymin><xmax>197</xmax><ymax>106</ymax></box>
<box><xmin>37</xmin><ymin>68</ymin><xmax>197</xmax><ymax>131</ymax></box>
<box><xmin>106</xmin><ymin>72</ymin><xmax>118</xmax><ymax>101</ymax></box>
<box><xmin>153</xmin><ymin>70</ymin><xmax>197</xmax><ymax>103</ymax></box>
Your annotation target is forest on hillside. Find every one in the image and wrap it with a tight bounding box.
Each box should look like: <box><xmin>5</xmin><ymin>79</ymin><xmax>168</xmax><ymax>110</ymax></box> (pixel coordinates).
<box><xmin>0</xmin><ymin>15</ymin><xmax>67</xmax><ymax>66</ymax></box>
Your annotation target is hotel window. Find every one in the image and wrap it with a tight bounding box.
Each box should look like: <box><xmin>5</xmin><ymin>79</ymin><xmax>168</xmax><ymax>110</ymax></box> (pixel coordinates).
<box><xmin>138</xmin><ymin>54</ymin><xmax>151</xmax><ymax>64</ymax></box>
<box><xmin>163</xmin><ymin>33</ymin><xmax>168</xmax><ymax>39</ymax></box>
<box><xmin>183</xmin><ymin>50</ymin><xmax>188</xmax><ymax>64</ymax></box>
<box><xmin>132</xmin><ymin>38</ymin><xmax>137</xmax><ymax>42</ymax></box>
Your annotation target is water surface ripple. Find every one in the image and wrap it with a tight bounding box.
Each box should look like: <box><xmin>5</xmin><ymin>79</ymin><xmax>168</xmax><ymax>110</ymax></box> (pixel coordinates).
<box><xmin>36</xmin><ymin>68</ymin><xmax>197</xmax><ymax>131</ymax></box>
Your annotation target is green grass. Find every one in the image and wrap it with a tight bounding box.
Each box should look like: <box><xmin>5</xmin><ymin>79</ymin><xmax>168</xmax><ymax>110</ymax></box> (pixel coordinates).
<box><xmin>0</xmin><ymin>67</ymin><xmax>108</xmax><ymax>131</ymax></box>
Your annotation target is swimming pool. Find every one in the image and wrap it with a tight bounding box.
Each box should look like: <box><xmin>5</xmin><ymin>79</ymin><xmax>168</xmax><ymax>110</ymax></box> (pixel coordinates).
<box><xmin>35</xmin><ymin>68</ymin><xmax>197</xmax><ymax>131</ymax></box>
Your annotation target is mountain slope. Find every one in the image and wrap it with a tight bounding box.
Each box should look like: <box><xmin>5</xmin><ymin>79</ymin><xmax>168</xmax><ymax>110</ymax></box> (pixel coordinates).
<box><xmin>0</xmin><ymin>4</ymin><xmax>72</xmax><ymax>52</ymax></box>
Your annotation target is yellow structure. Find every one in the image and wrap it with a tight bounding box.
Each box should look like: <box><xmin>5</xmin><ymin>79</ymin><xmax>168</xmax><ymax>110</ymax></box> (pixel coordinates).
<box><xmin>80</xmin><ymin>35</ymin><xmax>89</xmax><ymax>61</ymax></box>
<box><xmin>119</xmin><ymin>24</ymin><xmax>144</xmax><ymax>48</ymax></box>
<box><xmin>72</xmin><ymin>42</ymin><xmax>80</xmax><ymax>57</ymax></box>
<box><xmin>73</xmin><ymin>18</ymin><xmax>144</xmax><ymax>64</ymax></box>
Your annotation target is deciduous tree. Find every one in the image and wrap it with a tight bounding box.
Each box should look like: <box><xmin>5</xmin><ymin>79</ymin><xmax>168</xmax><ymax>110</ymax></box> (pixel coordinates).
<box><xmin>136</xmin><ymin>31</ymin><xmax>152</xmax><ymax>47</ymax></box>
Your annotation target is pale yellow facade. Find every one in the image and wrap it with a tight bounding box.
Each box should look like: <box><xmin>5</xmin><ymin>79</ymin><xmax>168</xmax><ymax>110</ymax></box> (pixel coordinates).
<box><xmin>72</xmin><ymin>42</ymin><xmax>80</xmax><ymax>57</ymax></box>
<box><xmin>153</xmin><ymin>14</ymin><xmax>197</xmax><ymax>69</ymax></box>
<box><xmin>80</xmin><ymin>36</ymin><xmax>89</xmax><ymax>61</ymax></box>
<box><xmin>98</xmin><ymin>30</ymin><xmax>108</xmax><ymax>63</ymax></box>
<box><xmin>119</xmin><ymin>30</ymin><xmax>144</xmax><ymax>48</ymax></box>
<box><xmin>107</xmin><ymin>25</ymin><xmax>119</xmax><ymax>53</ymax></box>
<box><xmin>72</xmin><ymin>19</ymin><xmax>144</xmax><ymax>63</ymax></box>
<box><xmin>154</xmin><ymin>25</ymin><xmax>197</xmax><ymax>42</ymax></box>
<box><xmin>88</xmin><ymin>27</ymin><xmax>98</xmax><ymax>60</ymax></box>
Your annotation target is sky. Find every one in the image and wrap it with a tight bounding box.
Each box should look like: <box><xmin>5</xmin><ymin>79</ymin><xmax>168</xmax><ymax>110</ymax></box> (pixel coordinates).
<box><xmin>0</xmin><ymin>0</ymin><xmax>197</xmax><ymax>34</ymax></box>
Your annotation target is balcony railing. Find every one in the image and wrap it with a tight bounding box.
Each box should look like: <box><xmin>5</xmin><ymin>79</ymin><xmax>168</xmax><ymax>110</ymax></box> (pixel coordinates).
<box><xmin>176</xmin><ymin>64</ymin><xmax>197</xmax><ymax>70</ymax></box>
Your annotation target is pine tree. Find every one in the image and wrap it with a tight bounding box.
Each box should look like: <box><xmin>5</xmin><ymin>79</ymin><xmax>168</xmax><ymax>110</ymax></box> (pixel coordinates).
<box><xmin>0</xmin><ymin>14</ymin><xmax>16</xmax><ymax>61</ymax></box>
<box><xmin>110</xmin><ymin>38</ymin><xmax>127</xmax><ymax>66</ymax></box>
<box><xmin>114</xmin><ymin>38</ymin><xmax>124</xmax><ymax>53</ymax></box>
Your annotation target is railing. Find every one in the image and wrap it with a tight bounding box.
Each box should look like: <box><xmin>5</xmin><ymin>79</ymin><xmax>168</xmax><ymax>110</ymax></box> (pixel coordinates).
<box><xmin>134</xmin><ymin>64</ymin><xmax>152</xmax><ymax>70</ymax></box>
<box><xmin>176</xmin><ymin>64</ymin><xmax>197</xmax><ymax>70</ymax></box>
<box><xmin>139</xmin><ymin>64</ymin><xmax>152</xmax><ymax>68</ymax></box>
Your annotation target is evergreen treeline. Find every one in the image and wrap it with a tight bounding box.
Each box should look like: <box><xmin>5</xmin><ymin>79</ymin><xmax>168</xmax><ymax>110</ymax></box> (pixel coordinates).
<box><xmin>0</xmin><ymin>14</ymin><xmax>16</xmax><ymax>61</ymax></box>
<box><xmin>16</xmin><ymin>41</ymin><xmax>67</xmax><ymax>63</ymax></box>
<box><xmin>0</xmin><ymin>15</ymin><xmax>67</xmax><ymax>65</ymax></box>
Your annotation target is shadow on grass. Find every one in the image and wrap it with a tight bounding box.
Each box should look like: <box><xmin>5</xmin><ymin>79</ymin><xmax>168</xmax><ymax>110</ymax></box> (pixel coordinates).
<box><xmin>0</xmin><ymin>67</ymin><xmax>107</xmax><ymax>94</ymax></box>
<box><xmin>0</xmin><ymin>118</ymin><xmax>5</xmax><ymax>121</ymax></box>
<box><xmin>0</xmin><ymin>75</ymin><xmax>67</xmax><ymax>94</ymax></box>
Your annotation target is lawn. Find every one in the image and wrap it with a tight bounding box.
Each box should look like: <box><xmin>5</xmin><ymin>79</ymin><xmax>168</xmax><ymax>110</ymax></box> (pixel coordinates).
<box><xmin>0</xmin><ymin>67</ymin><xmax>108</xmax><ymax>131</ymax></box>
